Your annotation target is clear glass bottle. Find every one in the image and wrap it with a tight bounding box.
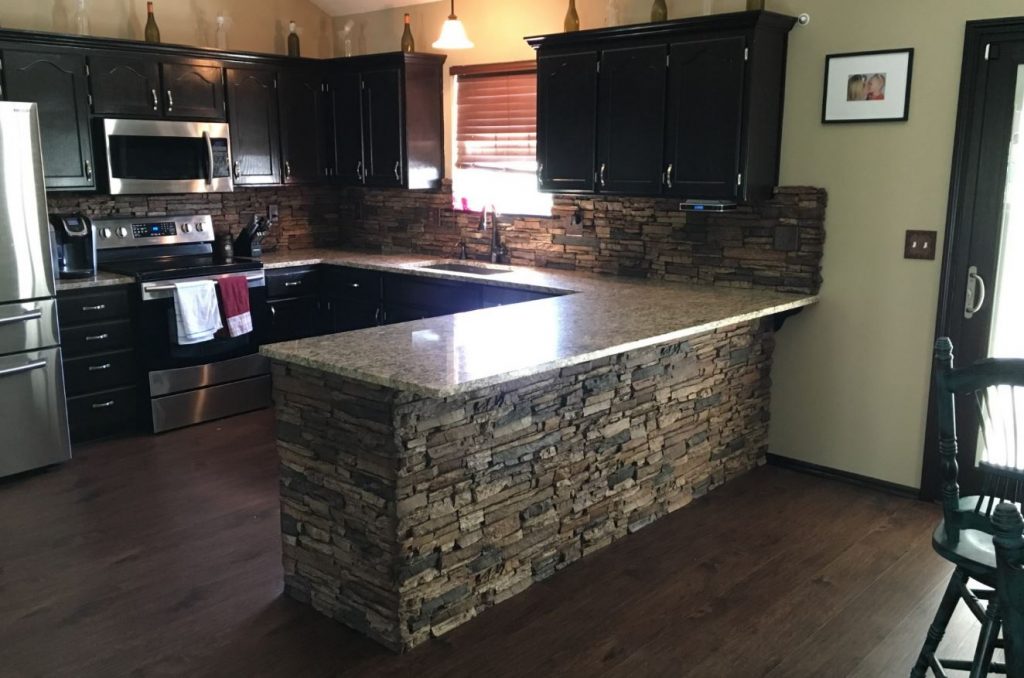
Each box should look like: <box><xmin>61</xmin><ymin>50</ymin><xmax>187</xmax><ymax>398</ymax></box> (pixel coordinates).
<box><xmin>74</xmin><ymin>0</ymin><xmax>90</xmax><ymax>36</ymax></box>
<box><xmin>564</xmin><ymin>0</ymin><xmax>580</xmax><ymax>32</ymax></box>
<box><xmin>651</xmin><ymin>0</ymin><xmax>668</xmax><ymax>22</ymax></box>
<box><xmin>144</xmin><ymin>2</ymin><xmax>160</xmax><ymax>43</ymax></box>
<box><xmin>287</xmin><ymin>21</ymin><xmax>300</xmax><ymax>57</ymax></box>
<box><xmin>605</xmin><ymin>0</ymin><xmax>622</xmax><ymax>27</ymax></box>
<box><xmin>215</xmin><ymin>15</ymin><xmax>227</xmax><ymax>50</ymax></box>
<box><xmin>401</xmin><ymin>14</ymin><xmax>415</xmax><ymax>53</ymax></box>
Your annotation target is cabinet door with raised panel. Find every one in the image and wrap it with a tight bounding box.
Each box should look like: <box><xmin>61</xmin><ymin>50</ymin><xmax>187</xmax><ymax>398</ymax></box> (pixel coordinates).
<box><xmin>664</xmin><ymin>36</ymin><xmax>746</xmax><ymax>201</ymax></box>
<box><xmin>161</xmin><ymin>62</ymin><xmax>225</xmax><ymax>120</ymax></box>
<box><xmin>330</xmin><ymin>71</ymin><xmax>365</xmax><ymax>186</ymax></box>
<box><xmin>361</xmin><ymin>68</ymin><xmax>404</xmax><ymax>187</ymax></box>
<box><xmin>226</xmin><ymin>67</ymin><xmax>281</xmax><ymax>186</ymax></box>
<box><xmin>596</xmin><ymin>44</ymin><xmax>667</xmax><ymax>195</ymax></box>
<box><xmin>279</xmin><ymin>68</ymin><xmax>329</xmax><ymax>183</ymax></box>
<box><xmin>2</xmin><ymin>49</ymin><xmax>95</xmax><ymax>190</ymax></box>
<box><xmin>89</xmin><ymin>54</ymin><xmax>161</xmax><ymax>117</ymax></box>
<box><xmin>537</xmin><ymin>51</ymin><xmax>598</xmax><ymax>193</ymax></box>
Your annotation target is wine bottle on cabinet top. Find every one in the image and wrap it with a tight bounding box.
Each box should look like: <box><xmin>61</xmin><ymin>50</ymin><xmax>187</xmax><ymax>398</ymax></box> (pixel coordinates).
<box><xmin>564</xmin><ymin>0</ymin><xmax>580</xmax><ymax>32</ymax></box>
<box><xmin>287</xmin><ymin>21</ymin><xmax>300</xmax><ymax>56</ymax></box>
<box><xmin>651</xmin><ymin>0</ymin><xmax>668</xmax><ymax>22</ymax></box>
<box><xmin>401</xmin><ymin>13</ymin><xmax>415</xmax><ymax>52</ymax></box>
<box><xmin>144</xmin><ymin>2</ymin><xmax>160</xmax><ymax>43</ymax></box>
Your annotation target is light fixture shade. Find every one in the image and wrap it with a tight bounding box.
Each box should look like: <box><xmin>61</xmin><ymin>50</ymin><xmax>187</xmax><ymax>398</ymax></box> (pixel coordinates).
<box><xmin>433</xmin><ymin>17</ymin><xmax>474</xmax><ymax>50</ymax></box>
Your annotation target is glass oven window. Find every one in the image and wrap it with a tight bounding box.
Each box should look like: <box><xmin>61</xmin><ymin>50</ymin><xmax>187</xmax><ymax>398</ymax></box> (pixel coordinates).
<box><xmin>108</xmin><ymin>135</ymin><xmax>206</xmax><ymax>181</ymax></box>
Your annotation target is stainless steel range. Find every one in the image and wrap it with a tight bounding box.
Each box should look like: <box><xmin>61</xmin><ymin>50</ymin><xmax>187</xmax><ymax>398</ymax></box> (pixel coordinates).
<box><xmin>96</xmin><ymin>214</ymin><xmax>271</xmax><ymax>433</ymax></box>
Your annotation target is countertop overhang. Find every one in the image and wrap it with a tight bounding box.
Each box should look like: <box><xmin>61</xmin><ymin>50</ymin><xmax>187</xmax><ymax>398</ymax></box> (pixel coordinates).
<box><xmin>259</xmin><ymin>249</ymin><xmax>818</xmax><ymax>398</ymax></box>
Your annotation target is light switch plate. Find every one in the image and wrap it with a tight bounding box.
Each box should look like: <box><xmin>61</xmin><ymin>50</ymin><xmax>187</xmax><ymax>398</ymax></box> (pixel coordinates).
<box><xmin>905</xmin><ymin>230</ymin><xmax>937</xmax><ymax>260</ymax></box>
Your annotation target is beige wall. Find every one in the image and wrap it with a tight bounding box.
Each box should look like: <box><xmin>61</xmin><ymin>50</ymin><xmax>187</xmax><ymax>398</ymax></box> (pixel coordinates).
<box><xmin>334</xmin><ymin>0</ymin><xmax>1024</xmax><ymax>490</ymax></box>
<box><xmin>0</xmin><ymin>0</ymin><xmax>334</xmax><ymax>57</ymax></box>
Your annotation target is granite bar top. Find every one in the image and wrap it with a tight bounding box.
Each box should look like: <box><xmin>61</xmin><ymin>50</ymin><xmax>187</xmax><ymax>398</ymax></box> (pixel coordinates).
<box><xmin>259</xmin><ymin>248</ymin><xmax>818</xmax><ymax>398</ymax></box>
<box><xmin>55</xmin><ymin>272</ymin><xmax>134</xmax><ymax>292</ymax></box>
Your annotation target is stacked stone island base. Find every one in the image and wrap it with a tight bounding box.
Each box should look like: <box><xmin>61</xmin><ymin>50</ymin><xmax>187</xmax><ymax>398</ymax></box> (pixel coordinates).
<box><xmin>272</xmin><ymin>318</ymin><xmax>774</xmax><ymax>651</ymax></box>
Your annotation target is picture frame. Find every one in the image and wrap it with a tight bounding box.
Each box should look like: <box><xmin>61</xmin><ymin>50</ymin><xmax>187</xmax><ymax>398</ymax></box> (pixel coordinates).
<box><xmin>822</xmin><ymin>48</ymin><xmax>914</xmax><ymax>124</ymax></box>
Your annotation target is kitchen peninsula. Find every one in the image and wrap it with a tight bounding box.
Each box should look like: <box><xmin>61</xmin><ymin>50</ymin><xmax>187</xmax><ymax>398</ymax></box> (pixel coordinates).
<box><xmin>260</xmin><ymin>251</ymin><xmax>817</xmax><ymax>650</ymax></box>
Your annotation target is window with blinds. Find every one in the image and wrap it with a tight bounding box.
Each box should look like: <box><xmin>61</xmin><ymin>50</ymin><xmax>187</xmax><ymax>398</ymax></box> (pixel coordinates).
<box><xmin>452</xmin><ymin>61</ymin><xmax>552</xmax><ymax>216</ymax></box>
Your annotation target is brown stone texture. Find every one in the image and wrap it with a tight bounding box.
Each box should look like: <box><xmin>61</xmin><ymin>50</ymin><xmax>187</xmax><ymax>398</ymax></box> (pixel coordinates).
<box><xmin>273</xmin><ymin>318</ymin><xmax>775</xmax><ymax>650</ymax></box>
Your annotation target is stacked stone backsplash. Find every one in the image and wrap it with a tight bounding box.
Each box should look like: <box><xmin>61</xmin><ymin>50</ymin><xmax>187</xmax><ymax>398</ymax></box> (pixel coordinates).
<box><xmin>339</xmin><ymin>182</ymin><xmax>827</xmax><ymax>295</ymax></box>
<box><xmin>46</xmin><ymin>185</ymin><xmax>347</xmax><ymax>252</ymax></box>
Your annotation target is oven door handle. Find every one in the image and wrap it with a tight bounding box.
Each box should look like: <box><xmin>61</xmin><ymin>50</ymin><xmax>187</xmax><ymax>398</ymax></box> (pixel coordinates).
<box><xmin>142</xmin><ymin>274</ymin><xmax>265</xmax><ymax>295</ymax></box>
<box><xmin>203</xmin><ymin>131</ymin><xmax>214</xmax><ymax>187</ymax></box>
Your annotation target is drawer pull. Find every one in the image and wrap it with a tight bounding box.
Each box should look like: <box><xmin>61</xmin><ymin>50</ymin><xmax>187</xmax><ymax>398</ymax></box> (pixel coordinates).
<box><xmin>284</xmin><ymin>281</ymin><xmax>302</xmax><ymax>287</ymax></box>
<box><xmin>0</xmin><ymin>310</ymin><xmax>42</xmax><ymax>326</ymax></box>
<box><xmin>350</xmin><ymin>283</ymin><xmax>360</xmax><ymax>288</ymax></box>
<box><xmin>85</xmin><ymin>333</ymin><xmax>110</xmax><ymax>342</ymax></box>
<box><xmin>91</xmin><ymin>400</ymin><xmax>116</xmax><ymax>410</ymax></box>
<box><xmin>88</xmin><ymin>363</ymin><xmax>112</xmax><ymax>372</ymax></box>
<box><xmin>82</xmin><ymin>304</ymin><xmax>107</xmax><ymax>312</ymax></box>
<box><xmin>0</xmin><ymin>360</ymin><xmax>46</xmax><ymax>379</ymax></box>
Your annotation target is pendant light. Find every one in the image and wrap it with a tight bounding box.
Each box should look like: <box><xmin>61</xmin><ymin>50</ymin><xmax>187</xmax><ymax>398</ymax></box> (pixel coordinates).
<box><xmin>432</xmin><ymin>0</ymin><xmax>474</xmax><ymax>50</ymax></box>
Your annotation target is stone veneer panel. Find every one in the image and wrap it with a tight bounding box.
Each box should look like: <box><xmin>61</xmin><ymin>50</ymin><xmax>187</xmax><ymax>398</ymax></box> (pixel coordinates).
<box><xmin>273</xmin><ymin>318</ymin><xmax>775</xmax><ymax>651</ymax></box>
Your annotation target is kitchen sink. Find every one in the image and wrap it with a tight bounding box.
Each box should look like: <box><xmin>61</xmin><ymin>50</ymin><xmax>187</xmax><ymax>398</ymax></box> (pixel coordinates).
<box><xmin>417</xmin><ymin>262</ymin><xmax>512</xmax><ymax>276</ymax></box>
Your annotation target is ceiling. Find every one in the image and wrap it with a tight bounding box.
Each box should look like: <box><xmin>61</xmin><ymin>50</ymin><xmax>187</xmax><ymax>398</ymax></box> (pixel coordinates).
<box><xmin>311</xmin><ymin>0</ymin><xmax>441</xmax><ymax>17</ymax></box>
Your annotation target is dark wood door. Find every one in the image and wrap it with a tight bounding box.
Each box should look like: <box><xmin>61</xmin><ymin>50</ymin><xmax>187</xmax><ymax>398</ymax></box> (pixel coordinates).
<box><xmin>2</xmin><ymin>49</ymin><xmax>95</xmax><ymax>190</ymax></box>
<box><xmin>89</xmin><ymin>55</ymin><xmax>161</xmax><ymax>117</ymax></box>
<box><xmin>330</xmin><ymin>72</ymin><xmax>365</xmax><ymax>186</ymax></box>
<box><xmin>279</xmin><ymin>68</ymin><xmax>329</xmax><ymax>183</ymax></box>
<box><xmin>361</xmin><ymin>69</ymin><xmax>404</xmax><ymax>187</ymax></box>
<box><xmin>664</xmin><ymin>36</ymin><xmax>746</xmax><ymax>201</ymax></box>
<box><xmin>226</xmin><ymin>68</ymin><xmax>281</xmax><ymax>186</ymax></box>
<box><xmin>597</xmin><ymin>44</ymin><xmax>667</xmax><ymax>195</ymax></box>
<box><xmin>266</xmin><ymin>297</ymin><xmax>319</xmax><ymax>343</ymax></box>
<box><xmin>537</xmin><ymin>51</ymin><xmax>598</xmax><ymax>193</ymax></box>
<box><xmin>162</xmin><ymin>62</ymin><xmax>225</xmax><ymax>120</ymax></box>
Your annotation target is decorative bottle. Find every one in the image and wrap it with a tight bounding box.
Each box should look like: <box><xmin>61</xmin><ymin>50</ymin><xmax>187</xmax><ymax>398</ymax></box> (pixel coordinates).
<box><xmin>74</xmin><ymin>0</ymin><xmax>90</xmax><ymax>36</ymax></box>
<box><xmin>215</xmin><ymin>15</ymin><xmax>227</xmax><ymax>49</ymax></box>
<box><xmin>651</xmin><ymin>0</ymin><xmax>668</xmax><ymax>22</ymax></box>
<box><xmin>401</xmin><ymin>14</ymin><xmax>415</xmax><ymax>53</ymax></box>
<box><xmin>144</xmin><ymin>2</ymin><xmax>160</xmax><ymax>43</ymax></box>
<box><xmin>564</xmin><ymin>0</ymin><xmax>580</xmax><ymax>32</ymax></box>
<box><xmin>605</xmin><ymin>0</ymin><xmax>622</xmax><ymax>27</ymax></box>
<box><xmin>287</xmin><ymin>21</ymin><xmax>300</xmax><ymax>57</ymax></box>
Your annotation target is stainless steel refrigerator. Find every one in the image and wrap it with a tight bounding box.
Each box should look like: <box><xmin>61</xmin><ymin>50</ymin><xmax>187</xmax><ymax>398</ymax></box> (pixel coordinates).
<box><xmin>0</xmin><ymin>102</ymin><xmax>72</xmax><ymax>478</ymax></box>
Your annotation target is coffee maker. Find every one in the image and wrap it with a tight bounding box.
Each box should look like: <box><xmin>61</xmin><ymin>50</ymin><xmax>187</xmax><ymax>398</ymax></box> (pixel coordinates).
<box><xmin>49</xmin><ymin>213</ymin><xmax>97</xmax><ymax>279</ymax></box>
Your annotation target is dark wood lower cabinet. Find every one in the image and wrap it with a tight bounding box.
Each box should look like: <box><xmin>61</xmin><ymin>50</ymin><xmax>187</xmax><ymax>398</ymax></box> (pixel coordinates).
<box><xmin>266</xmin><ymin>296</ymin><xmax>319</xmax><ymax>343</ymax></box>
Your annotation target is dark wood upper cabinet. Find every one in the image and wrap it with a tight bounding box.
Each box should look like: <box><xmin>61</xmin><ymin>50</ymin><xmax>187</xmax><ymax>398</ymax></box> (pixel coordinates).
<box><xmin>537</xmin><ymin>51</ymin><xmax>598</xmax><ymax>193</ymax></box>
<box><xmin>329</xmin><ymin>71</ymin><xmax>365</xmax><ymax>186</ymax></box>
<box><xmin>528</xmin><ymin>11</ymin><xmax>796</xmax><ymax>203</ymax></box>
<box><xmin>1</xmin><ymin>49</ymin><xmax>95</xmax><ymax>191</ymax></box>
<box><xmin>89</xmin><ymin>54</ymin><xmax>161</xmax><ymax>116</ymax></box>
<box><xmin>161</xmin><ymin>62</ymin><xmax>225</xmax><ymax>120</ymax></box>
<box><xmin>597</xmin><ymin>44</ymin><xmax>667</xmax><ymax>196</ymax></box>
<box><xmin>665</xmin><ymin>36</ymin><xmax>746</xmax><ymax>201</ymax></box>
<box><xmin>226</xmin><ymin>67</ymin><xmax>281</xmax><ymax>186</ymax></box>
<box><xmin>361</xmin><ymin>68</ymin><xmax>403</xmax><ymax>187</ymax></box>
<box><xmin>279</xmin><ymin>68</ymin><xmax>329</xmax><ymax>183</ymax></box>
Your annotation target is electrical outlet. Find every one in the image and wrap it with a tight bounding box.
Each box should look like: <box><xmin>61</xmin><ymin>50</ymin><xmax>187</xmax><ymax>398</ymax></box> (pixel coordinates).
<box><xmin>267</xmin><ymin>204</ymin><xmax>279</xmax><ymax>222</ymax></box>
<box><xmin>905</xmin><ymin>230</ymin><xmax>937</xmax><ymax>260</ymax></box>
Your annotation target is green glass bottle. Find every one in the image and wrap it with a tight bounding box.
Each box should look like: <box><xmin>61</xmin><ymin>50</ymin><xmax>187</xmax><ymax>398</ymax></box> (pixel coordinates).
<box><xmin>401</xmin><ymin>14</ymin><xmax>415</xmax><ymax>53</ymax></box>
<box><xmin>564</xmin><ymin>0</ymin><xmax>580</xmax><ymax>32</ymax></box>
<box><xmin>651</xmin><ymin>0</ymin><xmax>668</xmax><ymax>22</ymax></box>
<box><xmin>287</xmin><ymin>21</ymin><xmax>300</xmax><ymax>57</ymax></box>
<box><xmin>144</xmin><ymin>2</ymin><xmax>160</xmax><ymax>43</ymax></box>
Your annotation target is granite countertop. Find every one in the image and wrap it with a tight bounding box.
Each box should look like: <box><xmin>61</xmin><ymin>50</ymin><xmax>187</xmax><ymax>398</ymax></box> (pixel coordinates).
<box><xmin>56</xmin><ymin>271</ymin><xmax>134</xmax><ymax>292</ymax></box>
<box><xmin>259</xmin><ymin>248</ymin><xmax>819</xmax><ymax>398</ymax></box>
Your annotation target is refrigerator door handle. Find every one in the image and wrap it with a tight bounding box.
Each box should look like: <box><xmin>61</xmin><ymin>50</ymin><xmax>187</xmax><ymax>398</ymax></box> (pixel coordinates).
<box><xmin>0</xmin><ymin>359</ymin><xmax>46</xmax><ymax>379</ymax></box>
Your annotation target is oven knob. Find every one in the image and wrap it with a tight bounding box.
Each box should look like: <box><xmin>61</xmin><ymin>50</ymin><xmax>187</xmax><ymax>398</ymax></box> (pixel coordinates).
<box><xmin>117</xmin><ymin>226</ymin><xmax>129</xmax><ymax>238</ymax></box>
<box><xmin>100</xmin><ymin>228</ymin><xmax>112</xmax><ymax>239</ymax></box>
<box><xmin>196</xmin><ymin>223</ymin><xmax>205</xmax><ymax>232</ymax></box>
<box><xmin>181</xmin><ymin>223</ymin><xmax>191</xmax><ymax>233</ymax></box>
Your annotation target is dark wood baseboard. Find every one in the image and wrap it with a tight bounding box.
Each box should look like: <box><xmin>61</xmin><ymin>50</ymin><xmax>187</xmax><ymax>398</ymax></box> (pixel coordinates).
<box><xmin>766</xmin><ymin>453</ymin><xmax>923</xmax><ymax>501</ymax></box>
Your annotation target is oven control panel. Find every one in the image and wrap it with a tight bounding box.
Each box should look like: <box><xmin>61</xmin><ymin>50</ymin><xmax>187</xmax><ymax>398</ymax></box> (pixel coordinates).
<box><xmin>93</xmin><ymin>214</ymin><xmax>214</xmax><ymax>249</ymax></box>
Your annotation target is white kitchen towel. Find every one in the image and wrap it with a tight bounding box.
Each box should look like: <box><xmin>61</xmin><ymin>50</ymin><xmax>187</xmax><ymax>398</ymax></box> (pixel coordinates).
<box><xmin>173</xmin><ymin>280</ymin><xmax>223</xmax><ymax>345</ymax></box>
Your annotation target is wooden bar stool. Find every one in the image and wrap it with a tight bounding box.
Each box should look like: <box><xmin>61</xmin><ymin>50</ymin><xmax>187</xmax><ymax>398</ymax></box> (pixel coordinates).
<box><xmin>911</xmin><ymin>338</ymin><xmax>1024</xmax><ymax>677</ymax></box>
<box><xmin>993</xmin><ymin>503</ymin><xmax>1024</xmax><ymax>678</ymax></box>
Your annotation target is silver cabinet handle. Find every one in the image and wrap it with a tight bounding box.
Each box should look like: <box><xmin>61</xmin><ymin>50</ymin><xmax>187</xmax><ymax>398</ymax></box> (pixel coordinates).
<box><xmin>85</xmin><ymin>160</ymin><xmax>93</xmax><ymax>181</ymax></box>
<box><xmin>0</xmin><ymin>360</ymin><xmax>46</xmax><ymax>379</ymax></box>
<box><xmin>151</xmin><ymin>88</ymin><xmax>159</xmax><ymax>111</ymax></box>
<box><xmin>599</xmin><ymin>163</ymin><xmax>607</xmax><ymax>188</ymax></box>
<box><xmin>270</xmin><ymin>305</ymin><xmax>277</xmax><ymax>317</ymax></box>
<box><xmin>285</xmin><ymin>161</ymin><xmax>292</xmax><ymax>178</ymax></box>
<box><xmin>284</xmin><ymin>281</ymin><xmax>302</xmax><ymax>287</ymax></box>
<box><xmin>233</xmin><ymin>161</ymin><xmax>241</xmax><ymax>180</ymax></box>
<box><xmin>356</xmin><ymin>161</ymin><xmax>364</xmax><ymax>182</ymax></box>
<box><xmin>350</xmin><ymin>282</ymin><xmax>360</xmax><ymax>288</ymax></box>
<box><xmin>964</xmin><ymin>266</ymin><xmax>988</xmax><ymax>319</ymax></box>
<box><xmin>167</xmin><ymin>89</ymin><xmax>174</xmax><ymax>111</ymax></box>
<box><xmin>664</xmin><ymin>163</ymin><xmax>674</xmax><ymax>189</ymax></box>
<box><xmin>91</xmin><ymin>400</ymin><xmax>116</xmax><ymax>409</ymax></box>
<box><xmin>537</xmin><ymin>162</ymin><xmax>544</xmax><ymax>187</ymax></box>
<box><xmin>88</xmin><ymin>363</ymin><xmax>112</xmax><ymax>372</ymax></box>
<box><xmin>82</xmin><ymin>304</ymin><xmax>106</xmax><ymax>312</ymax></box>
<box><xmin>85</xmin><ymin>333</ymin><xmax>110</xmax><ymax>342</ymax></box>
<box><xmin>0</xmin><ymin>310</ymin><xmax>42</xmax><ymax>326</ymax></box>
<box><xmin>394</xmin><ymin>161</ymin><xmax>402</xmax><ymax>182</ymax></box>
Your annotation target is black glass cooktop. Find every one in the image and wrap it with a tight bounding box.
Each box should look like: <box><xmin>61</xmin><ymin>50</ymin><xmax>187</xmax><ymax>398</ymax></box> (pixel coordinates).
<box><xmin>101</xmin><ymin>255</ymin><xmax>263</xmax><ymax>283</ymax></box>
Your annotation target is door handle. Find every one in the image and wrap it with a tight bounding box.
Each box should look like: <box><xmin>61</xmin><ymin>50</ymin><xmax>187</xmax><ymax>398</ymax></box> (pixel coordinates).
<box><xmin>394</xmin><ymin>161</ymin><xmax>402</xmax><ymax>182</ymax></box>
<box><xmin>233</xmin><ymin>161</ymin><xmax>241</xmax><ymax>180</ymax></box>
<box><xmin>81</xmin><ymin>304</ymin><xmax>106</xmax><ymax>312</ymax></box>
<box><xmin>166</xmin><ymin>89</ymin><xmax>174</xmax><ymax>112</ymax></box>
<box><xmin>537</xmin><ymin>162</ymin><xmax>544</xmax><ymax>187</ymax></box>
<box><xmin>0</xmin><ymin>310</ymin><xmax>42</xmax><ymax>326</ymax></box>
<box><xmin>964</xmin><ymin>266</ymin><xmax>987</xmax><ymax>319</ymax></box>
<box><xmin>599</xmin><ymin>163</ymin><xmax>607</xmax><ymax>188</ymax></box>
<box><xmin>664</xmin><ymin>163</ymin><xmax>674</xmax><ymax>189</ymax></box>
<box><xmin>85</xmin><ymin>160</ymin><xmax>93</xmax><ymax>182</ymax></box>
<box><xmin>284</xmin><ymin>281</ymin><xmax>302</xmax><ymax>287</ymax></box>
<box><xmin>91</xmin><ymin>400</ymin><xmax>116</xmax><ymax>410</ymax></box>
<box><xmin>356</xmin><ymin>160</ymin><xmax>364</xmax><ymax>182</ymax></box>
<box><xmin>203</xmin><ymin>131</ymin><xmax>214</xmax><ymax>186</ymax></box>
<box><xmin>88</xmin><ymin>363</ymin><xmax>112</xmax><ymax>372</ymax></box>
<box><xmin>151</xmin><ymin>88</ymin><xmax>159</xmax><ymax>111</ymax></box>
<box><xmin>85</xmin><ymin>333</ymin><xmax>110</xmax><ymax>342</ymax></box>
<box><xmin>0</xmin><ymin>359</ymin><xmax>46</xmax><ymax>379</ymax></box>
<box><xmin>285</xmin><ymin>161</ymin><xmax>292</xmax><ymax>178</ymax></box>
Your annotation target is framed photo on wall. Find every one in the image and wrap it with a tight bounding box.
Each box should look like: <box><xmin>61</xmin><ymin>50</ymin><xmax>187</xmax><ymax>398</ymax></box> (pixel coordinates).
<box><xmin>822</xmin><ymin>48</ymin><xmax>914</xmax><ymax>123</ymax></box>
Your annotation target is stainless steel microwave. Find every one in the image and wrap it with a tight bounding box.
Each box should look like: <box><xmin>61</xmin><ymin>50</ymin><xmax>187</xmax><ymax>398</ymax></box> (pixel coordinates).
<box><xmin>100</xmin><ymin>119</ymin><xmax>233</xmax><ymax>195</ymax></box>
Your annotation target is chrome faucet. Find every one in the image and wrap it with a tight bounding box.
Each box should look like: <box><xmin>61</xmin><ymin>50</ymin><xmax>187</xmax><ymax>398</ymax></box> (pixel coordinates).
<box><xmin>478</xmin><ymin>204</ymin><xmax>508</xmax><ymax>264</ymax></box>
